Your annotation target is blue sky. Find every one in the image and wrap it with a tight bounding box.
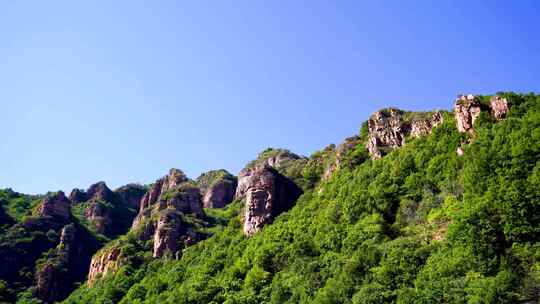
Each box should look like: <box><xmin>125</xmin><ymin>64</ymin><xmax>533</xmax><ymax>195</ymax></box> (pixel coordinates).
<box><xmin>1</xmin><ymin>1</ymin><xmax>539</xmax><ymax>194</ymax></box>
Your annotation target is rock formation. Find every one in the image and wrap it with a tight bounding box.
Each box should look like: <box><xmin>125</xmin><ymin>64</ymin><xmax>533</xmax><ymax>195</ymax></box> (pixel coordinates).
<box><xmin>36</xmin><ymin>223</ymin><xmax>100</xmax><ymax>303</ymax></box>
<box><xmin>86</xmin><ymin>181</ymin><xmax>115</xmax><ymax>202</ymax></box>
<box><xmin>115</xmin><ymin>184</ymin><xmax>146</xmax><ymax>210</ymax></box>
<box><xmin>138</xmin><ymin>168</ymin><xmax>188</xmax><ymax>212</ymax></box>
<box><xmin>236</xmin><ymin>149</ymin><xmax>305</xmax><ymax>199</ymax></box>
<box><xmin>84</xmin><ymin>202</ymin><xmax>112</xmax><ymax>235</ymax></box>
<box><xmin>87</xmin><ymin>245</ymin><xmax>123</xmax><ymax>285</ymax></box>
<box><xmin>37</xmin><ymin>191</ymin><xmax>71</xmax><ymax>221</ymax></box>
<box><xmin>366</xmin><ymin>108</ymin><xmax>443</xmax><ymax>159</ymax></box>
<box><xmin>453</xmin><ymin>94</ymin><xmax>510</xmax><ymax>134</ymax></box>
<box><xmin>196</xmin><ymin>170</ymin><xmax>237</xmax><ymax>208</ymax></box>
<box><xmin>490</xmin><ymin>95</ymin><xmax>509</xmax><ymax>120</ymax></box>
<box><xmin>323</xmin><ymin>136</ymin><xmax>360</xmax><ymax>180</ymax></box>
<box><xmin>152</xmin><ymin>210</ymin><xmax>183</xmax><ymax>258</ymax></box>
<box><xmin>35</xmin><ymin>225</ymin><xmax>76</xmax><ymax>302</ymax></box>
<box><xmin>454</xmin><ymin>94</ymin><xmax>484</xmax><ymax>133</ymax></box>
<box><xmin>68</xmin><ymin>188</ymin><xmax>87</xmax><ymax>203</ymax></box>
<box><xmin>240</xmin><ymin>166</ymin><xmax>302</xmax><ymax>236</ymax></box>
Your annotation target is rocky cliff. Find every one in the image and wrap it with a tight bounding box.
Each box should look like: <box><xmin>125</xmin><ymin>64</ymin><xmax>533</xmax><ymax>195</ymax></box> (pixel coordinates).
<box><xmin>239</xmin><ymin>165</ymin><xmax>303</xmax><ymax>236</ymax></box>
<box><xmin>196</xmin><ymin>169</ymin><xmax>237</xmax><ymax>208</ymax></box>
<box><xmin>37</xmin><ymin>191</ymin><xmax>71</xmax><ymax>222</ymax></box>
<box><xmin>87</xmin><ymin>245</ymin><xmax>124</xmax><ymax>285</ymax></box>
<box><xmin>454</xmin><ymin>94</ymin><xmax>509</xmax><ymax>134</ymax></box>
<box><xmin>69</xmin><ymin>181</ymin><xmax>141</xmax><ymax>237</ymax></box>
<box><xmin>366</xmin><ymin>108</ymin><xmax>444</xmax><ymax>159</ymax></box>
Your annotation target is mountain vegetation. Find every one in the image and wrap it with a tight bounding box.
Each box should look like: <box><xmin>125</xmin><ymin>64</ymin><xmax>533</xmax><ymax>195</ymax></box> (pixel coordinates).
<box><xmin>1</xmin><ymin>92</ymin><xmax>539</xmax><ymax>304</ymax></box>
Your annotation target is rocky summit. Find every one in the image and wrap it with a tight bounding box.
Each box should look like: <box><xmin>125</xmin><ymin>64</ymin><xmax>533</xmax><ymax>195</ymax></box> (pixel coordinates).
<box><xmin>1</xmin><ymin>92</ymin><xmax>539</xmax><ymax>304</ymax></box>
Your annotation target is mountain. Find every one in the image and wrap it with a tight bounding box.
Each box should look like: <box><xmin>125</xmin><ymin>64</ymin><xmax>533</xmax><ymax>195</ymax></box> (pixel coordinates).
<box><xmin>1</xmin><ymin>92</ymin><xmax>539</xmax><ymax>304</ymax></box>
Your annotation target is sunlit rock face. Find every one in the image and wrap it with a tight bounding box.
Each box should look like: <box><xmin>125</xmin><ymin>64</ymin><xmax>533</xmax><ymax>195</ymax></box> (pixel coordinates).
<box><xmin>454</xmin><ymin>94</ymin><xmax>483</xmax><ymax>133</ymax></box>
<box><xmin>490</xmin><ymin>95</ymin><xmax>509</xmax><ymax>120</ymax></box>
<box><xmin>241</xmin><ymin>166</ymin><xmax>302</xmax><ymax>236</ymax></box>
<box><xmin>366</xmin><ymin>108</ymin><xmax>443</xmax><ymax>159</ymax></box>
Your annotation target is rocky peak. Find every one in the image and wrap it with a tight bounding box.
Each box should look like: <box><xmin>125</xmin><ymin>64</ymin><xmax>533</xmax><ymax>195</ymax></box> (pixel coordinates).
<box><xmin>86</xmin><ymin>181</ymin><xmax>114</xmax><ymax>202</ymax></box>
<box><xmin>241</xmin><ymin>166</ymin><xmax>302</xmax><ymax>236</ymax></box>
<box><xmin>37</xmin><ymin>191</ymin><xmax>71</xmax><ymax>221</ymax></box>
<box><xmin>453</xmin><ymin>94</ymin><xmax>510</xmax><ymax>134</ymax></box>
<box><xmin>68</xmin><ymin>181</ymin><xmax>114</xmax><ymax>204</ymax></box>
<box><xmin>490</xmin><ymin>95</ymin><xmax>509</xmax><ymax>120</ymax></box>
<box><xmin>454</xmin><ymin>94</ymin><xmax>484</xmax><ymax>133</ymax></box>
<box><xmin>236</xmin><ymin>149</ymin><xmax>305</xmax><ymax>199</ymax></box>
<box><xmin>196</xmin><ymin>170</ymin><xmax>237</xmax><ymax>208</ymax></box>
<box><xmin>366</xmin><ymin>108</ymin><xmax>443</xmax><ymax>159</ymax></box>
<box><xmin>68</xmin><ymin>188</ymin><xmax>87</xmax><ymax>203</ymax></box>
<box><xmin>114</xmin><ymin>184</ymin><xmax>146</xmax><ymax>210</ymax></box>
<box><xmin>132</xmin><ymin>169</ymin><xmax>204</xmax><ymax>243</ymax></box>
<box><xmin>139</xmin><ymin>168</ymin><xmax>188</xmax><ymax>212</ymax></box>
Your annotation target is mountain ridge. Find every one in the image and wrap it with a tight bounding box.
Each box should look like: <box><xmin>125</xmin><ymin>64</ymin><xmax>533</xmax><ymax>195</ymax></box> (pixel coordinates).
<box><xmin>1</xmin><ymin>92</ymin><xmax>539</xmax><ymax>304</ymax></box>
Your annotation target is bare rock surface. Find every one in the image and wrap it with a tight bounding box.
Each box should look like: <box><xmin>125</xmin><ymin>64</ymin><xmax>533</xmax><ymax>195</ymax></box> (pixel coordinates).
<box><xmin>197</xmin><ymin>169</ymin><xmax>237</xmax><ymax>208</ymax></box>
<box><xmin>366</xmin><ymin>108</ymin><xmax>443</xmax><ymax>159</ymax></box>
<box><xmin>37</xmin><ymin>191</ymin><xmax>71</xmax><ymax>221</ymax></box>
<box><xmin>241</xmin><ymin>166</ymin><xmax>302</xmax><ymax>236</ymax></box>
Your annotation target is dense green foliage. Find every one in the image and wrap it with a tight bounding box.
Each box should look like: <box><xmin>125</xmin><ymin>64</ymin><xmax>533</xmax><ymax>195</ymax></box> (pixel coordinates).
<box><xmin>63</xmin><ymin>93</ymin><xmax>540</xmax><ymax>304</ymax></box>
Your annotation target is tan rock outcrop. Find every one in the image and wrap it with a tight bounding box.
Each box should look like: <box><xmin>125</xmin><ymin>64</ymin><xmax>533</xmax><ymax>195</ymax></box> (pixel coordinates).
<box><xmin>37</xmin><ymin>191</ymin><xmax>71</xmax><ymax>221</ymax></box>
<box><xmin>87</xmin><ymin>246</ymin><xmax>123</xmax><ymax>286</ymax></box>
<box><xmin>490</xmin><ymin>95</ymin><xmax>509</xmax><ymax>120</ymax></box>
<box><xmin>454</xmin><ymin>94</ymin><xmax>483</xmax><ymax>133</ymax></box>
<box><xmin>366</xmin><ymin>108</ymin><xmax>443</xmax><ymax>159</ymax></box>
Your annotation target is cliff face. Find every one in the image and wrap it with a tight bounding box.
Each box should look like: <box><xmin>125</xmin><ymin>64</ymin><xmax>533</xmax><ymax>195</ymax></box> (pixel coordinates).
<box><xmin>35</xmin><ymin>223</ymin><xmax>101</xmax><ymax>303</ymax></box>
<box><xmin>454</xmin><ymin>94</ymin><xmax>484</xmax><ymax>133</ymax></box>
<box><xmin>37</xmin><ymin>191</ymin><xmax>71</xmax><ymax>222</ymax></box>
<box><xmin>240</xmin><ymin>166</ymin><xmax>302</xmax><ymax>236</ymax></box>
<box><xmin>67</xmin><ymin>181</ymin><xmax>144</xmax><ymax>237</ymax></box>
<box><xmin>139</xmin><ymin>168</ymin><xmax>188</xmax><ymax>212</ymax></box>
<box><xmin>453</xmin><ymin>94</ymin><xmax>509</xmax><ymax>134</ymax></box>
<box><xmin>87</xmin><ymin>245</ymin><xmax>123</xmax><ymax>285</ymax></box>
<box><xmin>115</xmin><ymin>184</ymin><xmax>146</xmax><ymax>210</ymax></box>
<box><xmin>152</xmin><ymin>210</ymin><xmax>184</xmax><ymax>258</ymax></box>
<box><xmin>132</xmin><ymin>169</ymin><xmax>203</xmax><ymax>232</ymax></box>
<box><xmin>366</xmin><ymin>108</ymin><xmax>443</xmax><ymax>159</ymax></box>
<box><xmin>196</xmin><ymin>170</ymin><xmax>237</xmax><ymax>208</ymax></box>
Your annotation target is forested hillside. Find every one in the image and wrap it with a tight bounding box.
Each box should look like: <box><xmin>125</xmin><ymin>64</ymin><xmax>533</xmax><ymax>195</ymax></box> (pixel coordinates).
<box><xmin>63</xmin><ymin>93</ymin><xmax>540</xmax><ymax>304</ymax></box>
<box><xmin>2</xmin><ymin>93</ymin><xmax>539</xmax><ymax>304</ymax></box>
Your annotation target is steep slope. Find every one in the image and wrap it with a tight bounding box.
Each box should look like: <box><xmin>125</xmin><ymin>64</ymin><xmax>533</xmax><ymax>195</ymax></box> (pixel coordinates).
<box><xmin>62</xmin><ymin>92</ymin><xmax>540</xmax><ymax>304</ymax></box>
<box><xmin>0</xmin><ymin>182</ymin><xmax>146</xmax><ymax>303</ymax></box>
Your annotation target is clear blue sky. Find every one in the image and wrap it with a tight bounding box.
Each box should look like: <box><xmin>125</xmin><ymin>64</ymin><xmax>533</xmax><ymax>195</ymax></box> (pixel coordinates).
<box><xmin>2</xmin><ymin>1</ymin><xmax>539</xmax><ymax>194</ymax></box>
